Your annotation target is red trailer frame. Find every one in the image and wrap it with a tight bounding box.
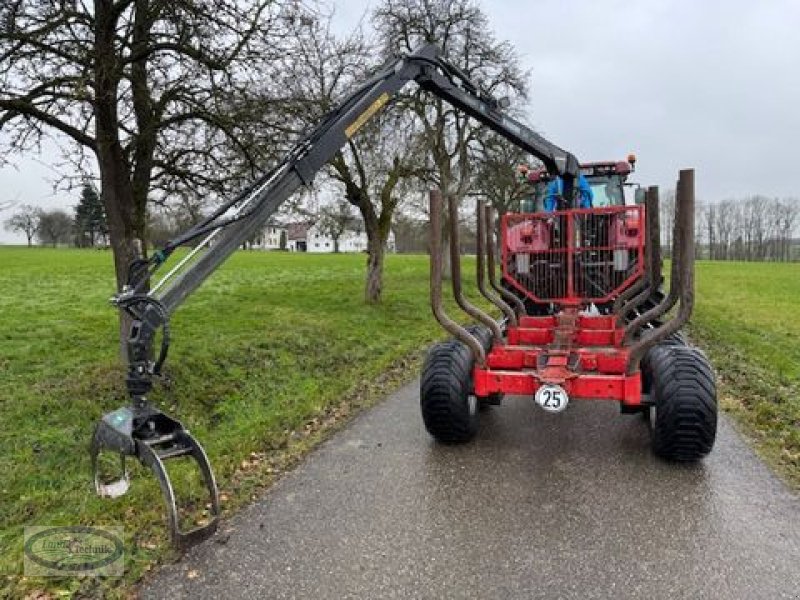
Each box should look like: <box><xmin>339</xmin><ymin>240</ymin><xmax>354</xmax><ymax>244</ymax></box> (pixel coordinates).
<box><xmin>473</xmin><ymin>312</ymin><xmax>642</xmax><ymax>406</ymax></box>
<box><xmin>423</xmin><ymin>168</ymin><xmax>716</xmax><ymax>462</ymax></box>
<box><xmin>468</xmin><ymin>204</ymin><xmax>647</xmax><ymax>406</ymax></box>
<box><xmin>501</xmin><ymin>205</ymin><xmax>646</xmax><ymax>306</ymax></box>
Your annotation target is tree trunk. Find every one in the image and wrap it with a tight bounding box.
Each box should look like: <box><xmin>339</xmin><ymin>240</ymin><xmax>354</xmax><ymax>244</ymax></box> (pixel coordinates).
<box><xmin>96</xmin><ymin>145</ymin><xmax>141</xmax><ymax>291</ymax></box>
<box><xmin>99</xmin><ymin>158</ymin><xmax>143</xmax><ymax>358</ymax></box>
<box><xmin>365</xmin><ymin>233</ymin><xmax>386</xmax><ymax>303</ymax></box>
<box><xmin>95</xmin><ymin>0</ymin><xmax>149</xmax><ymax>359</ymax></box>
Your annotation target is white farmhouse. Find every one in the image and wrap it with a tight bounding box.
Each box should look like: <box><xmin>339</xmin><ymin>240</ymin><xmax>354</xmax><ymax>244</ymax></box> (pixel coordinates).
<box><xmin>253</xmin><ymin>220</ymin><xmax>395</xmax><ymax>253</ymax></box>
<box><xmin>286</xmin><ymin>222</ymin><xmax>310</xmax><ymax>252</ymax></box>
<box><xmin>251</xmin><ymin>225</ymin><xmax>286</xmax><ymax>250</ymax></box>
<box><xmin>305</xmin><ymin>220</ymin><xmax>395</xmax><ymax>253</ymax></box>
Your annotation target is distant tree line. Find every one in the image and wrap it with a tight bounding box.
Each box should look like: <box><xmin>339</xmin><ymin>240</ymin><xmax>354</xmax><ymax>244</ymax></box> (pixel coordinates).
<box><xmin>698</xmin><ymin>196</ymin><xmax>798</xmax><ymax>261</ymax></box>
<box><xmin>659</xmin><ymin>192</ymin><xmax>799</xmax><ymax>261</ymax></box>
<box><xmin>3</xmin><ymin>183</ymin><xmax>107</xmax><ymax>247</ymax></box>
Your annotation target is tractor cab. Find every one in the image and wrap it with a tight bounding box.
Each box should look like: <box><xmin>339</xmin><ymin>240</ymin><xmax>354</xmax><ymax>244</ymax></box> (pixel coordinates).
<box><xmin>506</xmin><ymin>156</ymin><xmax>643</xmax><ymax>314</ymax></box>
<box><xmin>519</xmin><ymin>156</ymin><xmax>638</xmax><ymax>212</ymax></box>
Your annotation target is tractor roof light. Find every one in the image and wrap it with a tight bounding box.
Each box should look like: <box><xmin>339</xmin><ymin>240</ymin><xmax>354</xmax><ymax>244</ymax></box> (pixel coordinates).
<box><xmin>615</xmin><ymin>161</ymin><xmax>632</xmax><ymax>175</ymax></box>
<box><xmin>627</xmin><ymin>153</ymin><xmax>637</xmax><ymax>171</ymax></box>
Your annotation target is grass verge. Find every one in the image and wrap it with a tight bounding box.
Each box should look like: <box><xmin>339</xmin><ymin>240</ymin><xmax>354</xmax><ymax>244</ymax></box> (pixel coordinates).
<box><xmin>689</xmin><ymin>260</ymin><xmax>800</xmax><ymax>490</ymax></box>
<box><xmin>0</xmin><ymin>248</ymin><xmax>479</xmax><ymax>599</ymax></box>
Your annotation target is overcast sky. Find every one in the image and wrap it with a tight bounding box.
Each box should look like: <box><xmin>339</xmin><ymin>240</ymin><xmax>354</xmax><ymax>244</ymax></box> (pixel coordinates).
<box><xmin>2</xmin><ymin>0</ymin><xmax>798</xmax><ymax>243</ymax></box>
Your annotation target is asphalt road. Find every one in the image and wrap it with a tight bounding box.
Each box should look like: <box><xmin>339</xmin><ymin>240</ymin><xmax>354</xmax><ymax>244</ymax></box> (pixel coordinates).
<box><xmin>142</xmin><ymin>381</ymin><xmax>800</xmax><ymax>600</ymax></box>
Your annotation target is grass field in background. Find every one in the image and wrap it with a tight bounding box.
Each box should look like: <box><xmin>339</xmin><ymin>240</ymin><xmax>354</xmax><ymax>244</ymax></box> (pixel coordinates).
<box><xmin>690</xmin><ymin>261</ymin><xmax>800</xmax><ymax>486</ymax></box>
<box><xmin>1</xmin><ymin>248</ymin><xmax>798</xmax><ymax>597</ymax></box>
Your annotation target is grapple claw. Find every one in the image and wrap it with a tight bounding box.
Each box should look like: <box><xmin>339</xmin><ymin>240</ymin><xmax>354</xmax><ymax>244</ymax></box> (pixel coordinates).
<box><xmin>91</xmin><ymin>406</ymin><xmax>220</xmax><ymax>550</ymax></box>
<box><xmin>137</xmin><ymin>425</ymin><xmax>220</xmax><ymax>549</ymax></box>
<box><xmin>91</xmin><ymin>407</ymin><xmax>135</xmax><ymax>498</ymax></box>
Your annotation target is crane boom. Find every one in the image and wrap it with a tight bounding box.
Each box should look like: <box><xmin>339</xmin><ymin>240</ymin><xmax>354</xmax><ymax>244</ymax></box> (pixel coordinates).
<box><xmin>91</xmin><ymin>42</ymin><xmax>580</xmax><ymax>548</ymax></box>
<box><xmin>140</xmin><ymin>44</ymin><xmax>578</xmax><ymax>316</ymax></box>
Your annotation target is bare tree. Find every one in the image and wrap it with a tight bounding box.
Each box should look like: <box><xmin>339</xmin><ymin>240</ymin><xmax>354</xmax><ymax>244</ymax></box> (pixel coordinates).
<box><xmin>0</xmin><ymin>0</ymin><xmax>292</xmax><ymax>296</ymax></box>
<box><xmin>330</xmin><ymin>125</ymin><xmax>420</xmax><ymax>299</ymax></box>
<box><xmin>745</xmin><ymin>195</ymin><xmax>768</xmax><ymax>260</ymax></box>
<box><xmin>715</xmin><ymin>199</ymin><xmax>735</xmax><ymax>260</ymax></box>
<box><xmin>392</xmin><ymin>210</ymin><xmax>429</xmax><ymax>253</ymax></box>
<box><xmin>694</xmin><ymin>200</ymin><xmax>706</xmax><ymax>259</ymax></box>
<box><xmin>701</xmin><ymin>201</ymin><xmax>715</xmax><ymax>260</ymax></box>
<box><xmin>776</xmin><ymin>198</ymin><xmax>799</xmax><ymax>261</ymax></box>
<box><xmin>316</xmin><ymin>201</ymin><xmax>355</xmax><ymax>253</ymax></box>
<box><xmin>162</xmin><ymin>190</ymin><xmax>208</xmax><ymax>240</ymax></box>
<box><xmin>4</xmin><ymin>203</ymin><xmax>42</xmax><ymax>246</ymax></box>
<box><xmin>264</xmin><ymin>16</ymin><xmax>420</xmax><ymax>302</ymax></box>
<box><xmin>696</xmin><ymin>195</ymin><xmax>798</xmax><ymax>262</ymax></box>
<box><xmin>38</xmin><ymin>209</ymin><xmax>73</xmax><ymax>246</ymax></box>
<box><xmin>373</xmin><ymin>0</ymin><xmax>528</xmax><ymax>273</ymax></box>
<box><xmin>472</xmin><ymin>132</ymin><xmax>531</xmax><ymax>216</ymax></box>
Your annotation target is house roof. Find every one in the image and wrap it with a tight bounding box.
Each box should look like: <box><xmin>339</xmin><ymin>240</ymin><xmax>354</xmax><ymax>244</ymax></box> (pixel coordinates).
<box><xmin>287</xmin><ymin>222</ymin><xmax>311</xmax><ymax>241</ymax></box>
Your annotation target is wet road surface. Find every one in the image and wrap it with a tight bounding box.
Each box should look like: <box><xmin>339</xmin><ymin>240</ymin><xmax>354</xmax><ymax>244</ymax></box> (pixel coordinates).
<box><xmin>142</xmin><ymin>381</ymin><xmax>800</xmax><ymax>599</ymax></box>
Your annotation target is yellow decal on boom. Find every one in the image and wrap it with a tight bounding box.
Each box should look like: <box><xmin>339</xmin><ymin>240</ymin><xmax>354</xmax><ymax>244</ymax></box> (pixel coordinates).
<box><xmin>345</xmin><ymin>93</ymin><xmax>391</xmax><ymax>138</ymax></box>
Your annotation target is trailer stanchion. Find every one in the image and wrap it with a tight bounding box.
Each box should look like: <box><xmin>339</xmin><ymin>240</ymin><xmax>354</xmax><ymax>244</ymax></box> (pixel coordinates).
<box><xmin>627</xmin><ymin>170</ymin><xmax>695</xmax><ymax>372</ymax></box>
<box><xmin>476</xmin><ymin>200</ymin><xmax>517</xmax><ymax>328</ymax></box>
<box><xmin>617</xmin><ymin>186</ymin><xmax>661</xmax><ymax>324</ymax></box>
<box><xmin>446</xmin><ymin>195</ymin><xmax>505</xmax><ymax>343</ymax></box>
<box><xmin>646</xmin><ymin>186</ymin><xmax>663</xmax><ymax>299</ymax></box>
<box><xmin>613</xmin><ymin>274</ymin><xmax>647</xmax><ymax>316</ymax></box>
<box><xmin>624</xmin><ymin>180</ymin><xmax>686</xmax><ymax>344</ymax></box>
<box><xmin>428</xmin><ymin>190</ymin><xmax>486</xmax><ymax>366</ymax></box>
<box><xmin>485</xmin><ymin>205</ymin><xmax>526</xmax><ymax>317</ymax></box>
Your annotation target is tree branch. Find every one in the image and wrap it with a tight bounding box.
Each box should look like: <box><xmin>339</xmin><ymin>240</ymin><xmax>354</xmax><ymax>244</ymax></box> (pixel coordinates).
<box><xmin>0</xmin><ymin>98</ymin><xmax>96</xmax><ymax>150</ymax></box>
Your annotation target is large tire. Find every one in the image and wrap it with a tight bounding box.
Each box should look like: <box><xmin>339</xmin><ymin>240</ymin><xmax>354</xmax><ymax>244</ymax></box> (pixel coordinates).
<box><xmin>647</xmin><ymin>344</ymin><xmax>717</xmax><ymax>461</ymax></box>
<box><xmin>640</xmin><ymin>331</ymin><xmax>689</xmax><ymax>395</ymax></box>
<box><xmin>420</xmin><ymin>340</ymin><xmax>478</xmax><ymax>443</ymax></box>
<box><xmin>465</xmin><ymin>324</ymin><xmax>493</xmax><ymax>353</ymax></box>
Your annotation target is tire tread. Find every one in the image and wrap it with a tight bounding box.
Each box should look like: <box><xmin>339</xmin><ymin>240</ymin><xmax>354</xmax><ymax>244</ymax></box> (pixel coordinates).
<box><xmin>649</xmin><ymin>344</ymin><xmax>717</xmax><ymax>461</ymax></box>
<box><xmin>420</xmin><ymin>340</ymin><xmax>477</xmax><ymax>443</ymax></box>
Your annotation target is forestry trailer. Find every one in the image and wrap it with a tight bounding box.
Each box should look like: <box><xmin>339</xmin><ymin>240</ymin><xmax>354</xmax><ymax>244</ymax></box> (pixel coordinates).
<box><xmin>90</xmin><ymin>44</ymin><xmax>716</xmax><ymax>548</ymax></box>
<box><xmin>422</xmin><ymin>160</ymin><xmax>717</xmax><ymax>458</ymax></box>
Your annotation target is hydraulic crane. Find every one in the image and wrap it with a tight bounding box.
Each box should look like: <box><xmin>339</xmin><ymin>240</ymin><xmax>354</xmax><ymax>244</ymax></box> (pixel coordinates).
<box><xmin>90</xmin><ymin>43</ymin><xmax>582</xmax><ymax>547</ymax></box>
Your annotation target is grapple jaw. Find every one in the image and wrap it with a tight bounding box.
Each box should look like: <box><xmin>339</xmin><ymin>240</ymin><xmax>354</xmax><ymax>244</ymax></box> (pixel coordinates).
<box><xmin>91</xmin><ymin>407</ymin><xmax>135</xmax><ymax>498</ymax></box>
<box><xmin>90</xmin><ymin>405</ymin><xmax>220</xmax><ymax>550</ymax></box>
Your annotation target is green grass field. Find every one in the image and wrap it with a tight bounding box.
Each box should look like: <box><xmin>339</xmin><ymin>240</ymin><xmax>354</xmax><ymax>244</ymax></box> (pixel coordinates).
<box><xmin>0</xmin><ymin>247</ymin><xmax>462</xmax><ymax>597</ymax></box>
<box><xmin>1</xmin><ymin>248</ymin><xmax>798</xmax><ymax>597</ymax></box>
<box><xmin>690</xmin><ymin>261</ymin><xmax>800</xmax><ymax>483</ymax></box>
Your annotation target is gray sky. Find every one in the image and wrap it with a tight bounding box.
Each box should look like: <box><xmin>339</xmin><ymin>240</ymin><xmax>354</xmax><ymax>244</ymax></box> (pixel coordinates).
<box><xmin>2</xmin><ymin>0</ymin><xmax>798</xmax><ymax>242</ymax></box>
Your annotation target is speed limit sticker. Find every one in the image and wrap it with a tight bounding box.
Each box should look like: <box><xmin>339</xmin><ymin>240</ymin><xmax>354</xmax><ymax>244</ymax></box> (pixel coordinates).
<box><xmin>534</xmin><ymin>384</ymin><xmax>569</xmax><ymax>413</ymax></box>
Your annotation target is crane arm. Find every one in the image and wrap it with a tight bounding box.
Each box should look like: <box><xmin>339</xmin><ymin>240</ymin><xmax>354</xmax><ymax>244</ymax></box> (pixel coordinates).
<box><xmin>92</xmin><ymin>42</ymin><xmax>579</xmax><ymax>548</ymax></box>
<box><xmin>128</xmin><ymin>43</ymin><xmax>578</xmax><ymax>316</ymax></box>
